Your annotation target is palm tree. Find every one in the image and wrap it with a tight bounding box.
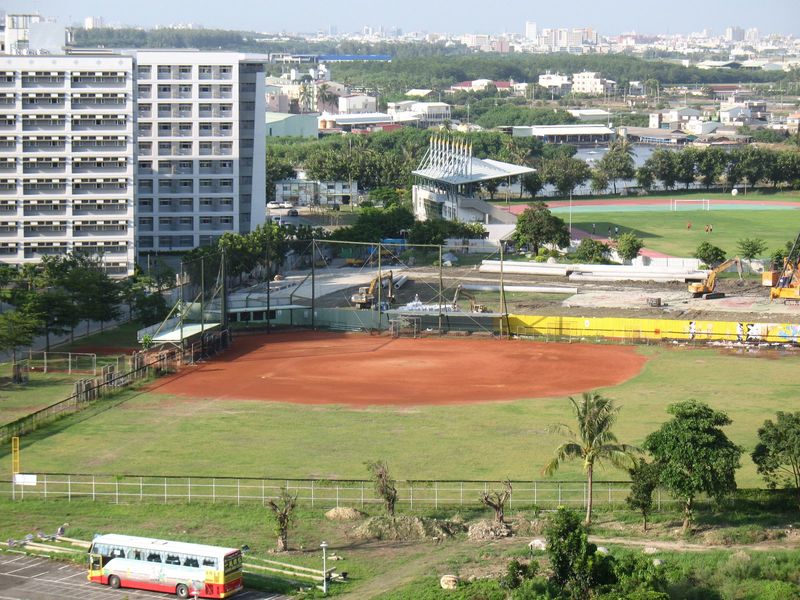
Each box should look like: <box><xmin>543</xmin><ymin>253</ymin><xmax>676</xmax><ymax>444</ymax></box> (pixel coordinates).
<box><xmin>543</xmin><ymin>392</ymin><xmax>638</xmax><ymax>525</ymax></box>
<box><xmin>316</xmin><ymin>83</ymin><xmax>335</xmax><ymax>113</ymax></box>
<box><xmin>298</xmin><ymin>83</ymin><xmax>313</xmax><ymax>113</ymax></box>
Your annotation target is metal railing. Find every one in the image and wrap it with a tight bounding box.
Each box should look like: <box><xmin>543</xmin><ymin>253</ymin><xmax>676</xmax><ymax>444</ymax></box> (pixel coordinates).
<box><xmin>1</xmin><ymin>474</ymin><xmax>677</xmax><ymax>511</ymax></box>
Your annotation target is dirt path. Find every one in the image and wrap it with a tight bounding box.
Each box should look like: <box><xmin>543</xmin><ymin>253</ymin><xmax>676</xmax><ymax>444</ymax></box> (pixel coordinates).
<box><xmin>589</xmin><ymin>535</ymin><xmax>799</xmax><ymax>553</ymax></box>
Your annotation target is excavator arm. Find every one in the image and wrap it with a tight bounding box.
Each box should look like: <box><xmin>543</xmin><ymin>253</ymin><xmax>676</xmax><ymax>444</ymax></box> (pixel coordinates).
<box><xmin>688</xmin><ymin>257</ymin><xmax>742</xmax><ymax>298</ymax></box>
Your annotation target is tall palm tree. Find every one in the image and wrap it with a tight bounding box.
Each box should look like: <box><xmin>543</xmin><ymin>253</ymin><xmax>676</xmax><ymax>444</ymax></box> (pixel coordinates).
<box><xmin>543</xmin><ymin>392</ymin><xmax>638</xmax><ymax>525</ymax></box>
<box><xmin>316</xmin><ymin>83</ymin><xmax>335</xmax><ymax>113</ymax></box>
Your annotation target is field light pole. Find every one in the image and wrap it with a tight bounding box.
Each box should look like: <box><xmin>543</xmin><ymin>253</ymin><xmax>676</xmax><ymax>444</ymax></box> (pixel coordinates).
<box><xmin>320</xmin><ymin>541</ymin><xmax>328</xmax><ymax>595</ymax></box>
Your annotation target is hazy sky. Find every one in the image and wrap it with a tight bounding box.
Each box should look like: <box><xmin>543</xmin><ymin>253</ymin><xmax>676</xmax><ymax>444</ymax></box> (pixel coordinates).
<box><xmin>7</xmin><ymin>0</ymin><xmax>800</xmax><ymax>35</ymax></box>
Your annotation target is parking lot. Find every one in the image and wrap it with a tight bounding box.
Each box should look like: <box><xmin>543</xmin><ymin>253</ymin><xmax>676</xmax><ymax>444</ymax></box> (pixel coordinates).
<box><xmin>0</xmin><ymin>554</ymin><xmax>284</xmax><ymax>600</ymax></box>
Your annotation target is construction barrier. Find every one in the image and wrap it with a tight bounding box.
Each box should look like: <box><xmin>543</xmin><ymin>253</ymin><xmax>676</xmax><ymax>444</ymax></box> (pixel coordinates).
<box><xmin>509</xmin><ymin>314</ymin><xmax>800</xmax><ymax>345</ymax></box>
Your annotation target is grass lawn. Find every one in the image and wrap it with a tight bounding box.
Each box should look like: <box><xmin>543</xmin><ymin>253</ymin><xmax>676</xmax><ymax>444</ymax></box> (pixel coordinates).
<box><xmin>571</xmin><ymin>209</ymin><xmax>799</xmax><ymax>258</ymax></box>
<box><xmin>55</xmin><ymin>320</ymin><xmax>143</xmax><ymax>353</ymax></box>
<box><xmin>2</xmin><ymin>343</ymin><xmax>798</xmax><ymax>488</ymax></box>
<box><xmin>1</xmin><ymin>498</ymin><xmax>798</xmax><ymax>599</ymax></box>
<box><xmin>496</xmin><ymin>189</ymin><xmax>800</xmax><ymax>205</ymax></box>
<box><xmin>0</xmin><ymin>370</ymin><xmax>86</xmax><ymax>426</ymax></box>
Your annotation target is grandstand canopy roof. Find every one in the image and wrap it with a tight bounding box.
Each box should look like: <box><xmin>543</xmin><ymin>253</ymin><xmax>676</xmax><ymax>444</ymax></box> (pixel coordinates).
<box><xmin>413</xmin><ymin>157</ymin><xmax>533</xmax><ymax>186</ymax></box>
<box><xmin>151</xmin><ymin>322</ymin><xmax>220</xmax><ymax>343</ymax></box>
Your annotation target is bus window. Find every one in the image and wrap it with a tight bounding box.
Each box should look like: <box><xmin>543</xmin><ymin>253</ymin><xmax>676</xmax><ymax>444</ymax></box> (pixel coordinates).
<box><xmin>133</xmin><ymin>550</ymin><xmax>142</xmax><ymax>560</ymax></box>
<box><xmin>147</xmin><ymin>553</ymin><xmax>162</xmax><ymax>563</ymax></box>
<box><xmin>202</xmin><ymin>558</ymin><xmax>216</xmax><ymax>568</ymax></box>
<box><xmin>165</xmin><ymin>555</ymin><xmax>181</xmax><ymax>565</ymax></box>
<box><xmin>184</xmin><ymin>557</ymin><xmax>199</xmax><ymax>568</ymax></box>
<box><xmin>111</xmin><ymin>548</ymin><xmax>125</xmax><ymax>558</ymax></box>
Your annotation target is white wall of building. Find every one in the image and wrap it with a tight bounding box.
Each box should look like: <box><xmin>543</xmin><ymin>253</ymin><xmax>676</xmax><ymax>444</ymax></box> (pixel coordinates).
<box><xmin>0</xmin><ymin>54</ymin><xmax>136</xmax><ymax>275</ymax></box>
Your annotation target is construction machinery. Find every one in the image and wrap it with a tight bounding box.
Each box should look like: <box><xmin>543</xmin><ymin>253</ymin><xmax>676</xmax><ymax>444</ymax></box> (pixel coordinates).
<box><xmin>770</xmin><ymin>233</ymin><xmax>800</xmax><ymax>302</ymax></box>
<box><xmin>351</xmin><ymin>271</ymin><xmax>395</xmax><ymax>310</ymax></box>
<box><xmin>688</xmin><ymin>257</ymin><xmax>743</xmax><ymax>299</ymax></box>
<box><xmin>450</xmin><ymin>284</ymin><xmax>489</xmax><ymax>313</ymax></box>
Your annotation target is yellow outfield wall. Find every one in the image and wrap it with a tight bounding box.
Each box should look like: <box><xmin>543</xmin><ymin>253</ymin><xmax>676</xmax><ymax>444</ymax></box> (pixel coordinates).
<box><xmin>507</xmin><ymin>314</ymin><xmax>800</xmax><ymax>344</ymax></box>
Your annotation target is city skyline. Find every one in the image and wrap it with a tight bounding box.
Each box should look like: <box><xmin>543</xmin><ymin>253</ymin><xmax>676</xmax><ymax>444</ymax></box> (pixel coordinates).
<box><xmin>5</xmin><ymin>0</ymin><xmax>800</xmax><ymax>36</ymax></box>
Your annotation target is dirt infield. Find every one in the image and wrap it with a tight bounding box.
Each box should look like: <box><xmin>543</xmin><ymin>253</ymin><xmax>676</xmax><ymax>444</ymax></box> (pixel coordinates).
<box><xmin>152</xmin><ymin>331</ymin><xmax>648</xmax><ymax>406</ymax></box>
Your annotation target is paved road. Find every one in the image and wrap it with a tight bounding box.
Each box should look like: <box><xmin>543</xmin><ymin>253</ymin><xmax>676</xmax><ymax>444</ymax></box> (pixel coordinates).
<box><xmin>0</xmin><ymin>554</ymin><xmax>285</xmax><ymax>600</ymax></box>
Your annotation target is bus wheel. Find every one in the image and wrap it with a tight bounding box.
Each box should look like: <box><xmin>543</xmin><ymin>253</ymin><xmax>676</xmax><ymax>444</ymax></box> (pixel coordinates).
<box><xmin>176</xmin><ymin>583</ymin><xmax>189</xmax><ymax>599</ymax></box>
<box><xmin>109</xmin><ymin>575</ymin><xmax>121</xmax><ymax>589</ymax></box>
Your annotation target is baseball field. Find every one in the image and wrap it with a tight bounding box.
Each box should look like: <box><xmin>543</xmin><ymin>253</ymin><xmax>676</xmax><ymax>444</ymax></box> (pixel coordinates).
<box><xmin>1</xmin><ymin>330</ymin><xmax>795</xmax><ymax>488</ymax></box>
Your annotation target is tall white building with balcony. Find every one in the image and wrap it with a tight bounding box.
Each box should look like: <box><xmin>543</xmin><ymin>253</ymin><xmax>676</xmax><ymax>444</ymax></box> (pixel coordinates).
<box><xmin>0</xmin><ymin>54</ymin><xmax>136</xmax><ymax>275</ymax></box>
<box><xmin>133</xmin><ymin>51</ymin><xmax>266</xmax><ymax>253</ymax></box>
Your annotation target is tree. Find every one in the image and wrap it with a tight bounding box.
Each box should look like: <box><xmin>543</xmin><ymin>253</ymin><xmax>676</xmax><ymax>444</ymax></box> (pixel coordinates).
<box><xmin>675</xmin><ymin>148</ymin><xmax>697</xmax><ymax>189</ymax></box>
<box><xmin>643</xmin><ymin>400</ymin><xmax>742</xmax><ymax>532</ymax></box>
<box><xmin>695</xmin><ymin>147</ymin><xmax>727</xmax><ymax>189</ymax></box>
<box><xmin>479</xmin><ymin>480</ymin><xmax>512</xmax><ymax>525</ymax></box>
<box><xmin>0</xmin><ymin>310</ymin><xmax>39</xmax><ymax>382</ymax></box>
<box><xmin>266</xmin><ymin>158</ymin><xmax>296</xmax><ymax>202</ymax></box>
<box><xmin>573</xmin><ymin>238</ymin><xmax>610</xmax><ymax>264</ymax></box>
<box><xmin>693</xmin><ymin>242</ymin><xmax>726</xmax><ymax>267</ymax></box>
<box><xmin>616</xmin><ymin>232</ymin><xmax>645</xmax><ymax>262</ymax></box>
<box><xmin>267</xmin><ymin>488</ymin><xmax>297</xmax><ymax>552</ymax></box>
<box><xmin>645</xmin><ymin>149</ymin><xmax>678</xmax><ymax>190</ymax></box>
<box><xmin>736</xmin><ymin>237</ymin><xmax>768</xmax><ymax>261</ymax></box>
<box><xmin>513</xmin><ymin>202</ymin><xmax>570</xmax><ymax>255</ymax></box>
<box><xmin>366</xmin><ymin>460</ymin><xmax>397</xmax><ymax>516</ymax></box>
<box><xmin>543</xmin><ymin>392</ymin><xmax>638</xmax><ymax>525</ymax></box>
<box><xmin>626</xmin><ymin>459</ymin><xmax>661</xmax><ymax>532</ymax></box>
<box><xmin>597</xmin><ymin>138</ymin><xmax>635</xmax><ymax>194</ymax></box>
<box><xmin>590</xmin><ymin>168</ymin><xmax>610</xmax><ymax>195</ymax></box>
<box><xmin>635</xmin><ymin>165</ymin><xmax>655</xmax><ymax>192</ymax></box>
<box><xmin>752</xmin><ymin>412</ymin><xmax>800</xmax><ymax>507</ymax></box>
<box><xmin>483</xmin><ymin>178</ymin><xmax>500</xmax><ymax>201</ymax></box>
<box><xmin>545</xmin><ymin>507</ymin><xmax>613</xmax><ymax>597</ymax></box>
<box><xmin>541</xmin><ymin>154</ymin><xmax>591</xmax><ymax>198</ymax></box>
<box><xmin>521</xmin><ymin>172</ymin><xmax>544</xmax><ymax>199</ymax></box>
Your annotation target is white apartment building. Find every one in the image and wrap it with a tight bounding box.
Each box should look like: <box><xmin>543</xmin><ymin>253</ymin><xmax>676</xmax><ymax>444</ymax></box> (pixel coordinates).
<box><xmin>338</xmin><ymin>94</ymin><xmax>377</xmax><ymax>114</ymax></box>
<box><xmin>571</xmin><ymin>71</ymin><xmax>616</xmax><ymax>95</ymax></box>
<box><xmin>387</xmin><ymin>101</ymin><xmax>451</xmax><ymax>126</ymax></box>
<box><xmin>538</xmin><ymin>72</ymin><xmax>572</xmax><ymax>94</ymax></box>
<box><xmin>133</xmin><ymin>51</ymin><xmax>266</xmax><ymax>253</ymax></box>
<box><xmin>0</xmin><ymin>53</ymin><xmax>136</xmax><ymax>275</ymax></box>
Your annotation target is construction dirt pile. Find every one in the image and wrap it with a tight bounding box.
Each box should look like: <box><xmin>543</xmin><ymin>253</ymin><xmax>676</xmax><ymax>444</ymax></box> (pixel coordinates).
<box><xmin>351</xmin><ymin>516</ymin><xmax>466</xmax><ymax>541</ymax></box>
<box><xmin>324</xmin><ymin>507</ymin><xmax>365</xmax><ymax>521</ymax></box>
<box><xmin>467</xmin><ymin>519</ymin><xmax>513</xmax><ymax>541</ymax></box>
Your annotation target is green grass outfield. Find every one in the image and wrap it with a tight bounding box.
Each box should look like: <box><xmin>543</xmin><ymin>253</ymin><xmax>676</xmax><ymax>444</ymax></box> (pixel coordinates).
<box><xmin>571</xmin><ymin>208</ymin><xmax>799</xmax><ymax>258</ymax></box>
<box><xmin>2</xmin><ymin>343</ymin><xmax>799</xmax><ymax>488</ymax></box>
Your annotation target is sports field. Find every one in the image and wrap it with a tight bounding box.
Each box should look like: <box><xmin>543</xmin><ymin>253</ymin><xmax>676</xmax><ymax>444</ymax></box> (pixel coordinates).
<box><xmin>2</xmin><ymin>332</ymin><xmax>797</xmax><ymax>488</ymax></box>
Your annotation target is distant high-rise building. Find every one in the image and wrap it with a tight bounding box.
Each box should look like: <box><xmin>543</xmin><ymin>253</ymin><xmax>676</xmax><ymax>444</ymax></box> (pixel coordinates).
<box><xmin>84</xmin><ymin>16</ymin><xmax>104</xmax><ymax>30</ymax></box>
<box><xmin>525</xmin><ymin>21</ymin><xmax>538</xmax><ymax>40</ymax></box>
<box><xmin>328</xmin><ymin>25</ymin><xmax>338</xmax><ymax>36</ymax></box>
<box><xmin>724</xmin><ymin>26</ymin><xmax>744</xmax><ymax>42</ymax></box>
<box><xmin>745</xmin><ymin>28</ymin><xmax>759</xmax><ymax>43</ymax></box>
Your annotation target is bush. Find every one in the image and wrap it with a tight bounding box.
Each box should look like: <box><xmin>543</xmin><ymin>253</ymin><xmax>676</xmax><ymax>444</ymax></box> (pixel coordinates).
<box><xmin>693</xmin><ymin>242</ymin><xmax>726</xmax><ymax>266</ymax></box>
<box><xmin>573</xmin><ymin>238</ymin><xmax>610</xmax><ymax>263</ymax></box>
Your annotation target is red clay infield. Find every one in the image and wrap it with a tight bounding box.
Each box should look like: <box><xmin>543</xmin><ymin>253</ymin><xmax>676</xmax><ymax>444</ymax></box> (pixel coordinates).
<box><xmin>152</xmin><ymin>331</ymin><xmax>648</xmax><ymax>406</ymax></box>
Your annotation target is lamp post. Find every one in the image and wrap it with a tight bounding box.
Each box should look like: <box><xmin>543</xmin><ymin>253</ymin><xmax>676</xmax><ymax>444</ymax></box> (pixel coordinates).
<box><xmin>320</xmin><ymin>541</ymin><xmax>328</xmax><ymax>595</ymax></box>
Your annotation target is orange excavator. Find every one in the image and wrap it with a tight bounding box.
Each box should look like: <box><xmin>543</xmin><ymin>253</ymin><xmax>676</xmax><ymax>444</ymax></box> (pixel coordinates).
<box><xmin>770</xmin><ymin>233</ymin><xmax>800</xmax><ymax>303</ymax></box>
<box><xmin>351</xmin><ymin>271</ymin><xmax>395</xmax><ymax>310</ymax></box>
<box><xmin>688</xmin><ymin>257</ymin><xmax>743</xmax><ymax>299</ymax></box>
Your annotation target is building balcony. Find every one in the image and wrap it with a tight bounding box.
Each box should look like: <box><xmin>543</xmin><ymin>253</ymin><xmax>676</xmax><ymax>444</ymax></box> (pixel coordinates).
<box><xmin>71</xmin><ymin>77</ymin><xmax>126</xmax><ymax>88</ymax></box>
<box><xmin>0</xmin><ymin>226</ymin><xmax>18</xmax><ymax>236</ymax></box>
<box><xmin>23</xmin><ymin>203</ymin><xmax>66</xmax><ymax>216</ymax></box>
<box><xmin>24</xmin><ymin>246</ymin><xmax>69</xmax><ymax>259</ymax></box>
<box><xmin>72</xmin><ymin>141</ymin><xmax>127</xmax><ymax>153</ymax></box>
<box><xmin>71</xmin><ymin>121</ymin><xmax>128</xmax><ymax>132</ymax></box>
<box><xmin>73</xmin><ymin>184</ymin><xmax>128</xmax><ymax>195</ymax></box>
<box><xmin>73</xmin><ymin>226</ymin><xmax>128</xmax><ymax>236</ymax></box>
<box><xmin>22</xmin><ymin>142</ymin><xmax>66</xmax><ymax>153</ymax></box>
<box><xmin>199</xmin><ymin>222</ymin><xmax>234</xmax><ymax>231</ymax></box>
<box><xmin>23</xmin><ymin>184</ymin><xmax>67</xmax><ymax>195</ymax></box>
<box><xmin>21</xmin><ymin>77</ymin><xmax>66</xmax><ymax>88</ymax></box>
<box><xmin>23</xmin><ymin>164</ymin><xmax>66</xmax><ymax>174</ymax></box>
<box><xmin>22</xmin><ymin>121</ymin><xmax>66</xmax><ymax>132</ymax></box>
<box><xmin>24</xmin><ymin>227</ymin><xmax>67</xmax><ymax>237</ymax></box>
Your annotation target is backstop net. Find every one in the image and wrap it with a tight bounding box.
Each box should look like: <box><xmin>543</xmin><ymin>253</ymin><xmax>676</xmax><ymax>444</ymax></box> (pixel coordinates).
<box><xmin>225</xmin><ymin>238</ymin><xmax>533</xmax><ymax>337</ymax></box>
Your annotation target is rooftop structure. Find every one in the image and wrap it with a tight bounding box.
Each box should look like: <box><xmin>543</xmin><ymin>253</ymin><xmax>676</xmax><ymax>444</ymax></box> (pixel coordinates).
<box><xmin>412</xmin><ymin>136</ymin><xmax>533</xmax><ymax>223</ymax></box>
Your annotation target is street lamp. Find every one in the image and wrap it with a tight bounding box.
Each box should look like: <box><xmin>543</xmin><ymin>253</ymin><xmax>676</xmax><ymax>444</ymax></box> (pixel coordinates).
<box><xmin>320</xmin><ymin>541</ymin><xmax>329</xmax><ymax>595</ymax></box>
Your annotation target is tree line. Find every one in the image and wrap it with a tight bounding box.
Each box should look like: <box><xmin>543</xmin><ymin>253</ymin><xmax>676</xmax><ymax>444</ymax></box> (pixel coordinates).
<box><xmin>330</xmin><ymin>53</ymin><xmax>792</xmax><ymax>95</ymax></box>
<box><xmin>0</xmin><ymin>256</ymin><xmax>170</xmax><ymax>378</ymax></box>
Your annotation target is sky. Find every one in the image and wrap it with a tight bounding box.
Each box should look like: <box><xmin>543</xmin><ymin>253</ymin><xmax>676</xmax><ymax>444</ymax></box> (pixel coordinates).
<box><xmin>6</xmin><ymin>0</ymin><xmax>800</xmax><ymax>36</ymax></box>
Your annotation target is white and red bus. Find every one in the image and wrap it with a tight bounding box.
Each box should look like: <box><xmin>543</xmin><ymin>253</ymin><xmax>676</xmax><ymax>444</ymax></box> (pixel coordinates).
<box><xmin>88</xmin><ymin>534</ymin><xmax>243</xmax><ymax>598</ymax></box>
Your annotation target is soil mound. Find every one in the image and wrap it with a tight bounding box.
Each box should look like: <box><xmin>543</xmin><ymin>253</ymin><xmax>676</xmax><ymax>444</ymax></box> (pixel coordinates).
<box><xmin>325</xmin><ymin>507</ymin><xmax>365</xmax><ymax>521</ymax></box>
<box><xmin>352</xmin><ymin>516</ymin><xmax>466</xmax><ymax>541</ymax></box>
